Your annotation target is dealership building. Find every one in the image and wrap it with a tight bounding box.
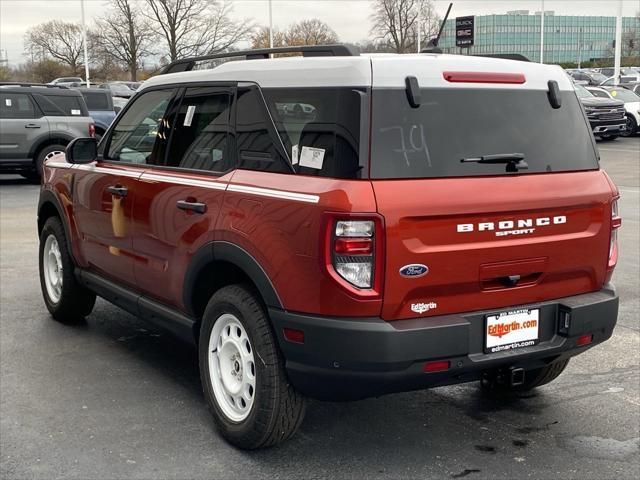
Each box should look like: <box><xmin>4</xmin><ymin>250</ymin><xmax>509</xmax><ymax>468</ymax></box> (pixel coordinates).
<box><xmin>438</xmin><ymin>11</ymin><xmax>640</xmax><ymax>64</ymax></box>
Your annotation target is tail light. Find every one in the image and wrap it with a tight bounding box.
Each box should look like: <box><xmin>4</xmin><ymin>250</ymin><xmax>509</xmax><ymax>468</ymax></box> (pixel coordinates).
<box><xmin>88</xmin><ymin>123</ymin><xmax>96</xmax><ymax>138</ymax></box>
<box><xmin>606</xmin><ymin>197</ymin><xmax>621</xmax><ymax>282</ymax></box>
<box><xmin>324</xmin><ymin>215</ymin><xmax>384</xmax><ymax>298</ymax></box>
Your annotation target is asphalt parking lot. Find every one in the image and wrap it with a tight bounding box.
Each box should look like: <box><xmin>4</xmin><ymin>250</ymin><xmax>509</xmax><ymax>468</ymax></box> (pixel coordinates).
<box><xmin>1</xmin><ymin>137</ymin><xmax>639</xmax><ymax>480</ymax></box>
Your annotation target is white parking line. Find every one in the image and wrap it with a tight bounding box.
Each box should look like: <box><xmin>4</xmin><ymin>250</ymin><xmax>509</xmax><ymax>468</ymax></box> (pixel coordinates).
<box><xmin>598</xmin><ymin>148</ymin><xmax>640</xmax><ymax>154</ymax></box>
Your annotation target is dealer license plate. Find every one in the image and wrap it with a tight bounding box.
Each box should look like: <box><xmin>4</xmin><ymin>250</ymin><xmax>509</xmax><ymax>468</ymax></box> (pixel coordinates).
<box><xmin>485</xmin><ymin>308</ymin><xmax>539</xmax><ymax>353</ymax></box>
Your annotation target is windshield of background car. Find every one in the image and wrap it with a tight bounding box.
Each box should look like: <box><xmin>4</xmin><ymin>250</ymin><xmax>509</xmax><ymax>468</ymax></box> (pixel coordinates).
<box><xmin>110</xmin><ymin>84</ymin><xmax>133</xmax><ymax>95</ymax></box>
<box><xmin>262</xmin><ymin>87</ymin><xmax>366</xmax><ymax>179</ymax></box>
<box><xmin>574</xmin><ymin>84</ymin><xmax>593</xmax><ymax>98</ymax></box>
<box><xmin>609</xmin><ymin>88</ymin><xmax>640</xmax><ymax>102</ymax></box>
<box><xmin>590</xmin><ymin>73</ymin><xmax>608</xmax><ymax>83</ymax></box>
<box><xmin>370</xmin><ymin>87</ymin><xmax>598</xmax><ymax>179</ymax></box>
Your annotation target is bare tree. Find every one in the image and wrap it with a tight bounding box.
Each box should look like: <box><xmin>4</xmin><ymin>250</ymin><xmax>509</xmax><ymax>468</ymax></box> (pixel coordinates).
<box><xmin>370</xmin><ymin>0</ymin><xmax>440</xmax><ymax>53</ymax></box>
<box><xmin>24</xmin><ymin>21</ymin><xmax>85</xmax><ymax>73</ymax></box>
<box><xmin>284</xmin><ymin>19</ymin><xmax>339</xmax><ymax>46</ymax></box>
<box><xmin>94</xmin><ymin>0</ymin><xmax>154</xmax><ymax>81</ymax></box>
<box><xmin>251</xmin><ymin>19</ymin><xmax>338</xmax><ymax>49</ymax></box>
<box><xmin>145</xmin><ymin>0</ymin><xmax>252</xmax><ymax>62</ymax></box>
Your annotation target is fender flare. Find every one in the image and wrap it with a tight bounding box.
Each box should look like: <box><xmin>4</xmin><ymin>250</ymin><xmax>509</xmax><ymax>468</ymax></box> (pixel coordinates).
<box><xmin>28</xmin><ymin>133</ymin><xmax>75</xmax><ymax>159</ymax></box>
<box><xmin>183</xmin><ymin>241</ymin><xmax>283</xmax><ymax>318</ymax></box>
<box><xmin>37</xmin><ymin>189</ymin><xmax>77</xmax><ymax>264</ymax></box>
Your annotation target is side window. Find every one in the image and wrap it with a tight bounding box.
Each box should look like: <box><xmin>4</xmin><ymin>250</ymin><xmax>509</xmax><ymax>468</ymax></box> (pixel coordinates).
<box><xmin>106</xmin><ymin>89</ymin><xmax>176</xmax><ymax>165</ymax></box>
<box><xmin>0</xmin><ymin>93</ymin><xmax>36</xmax><ymax>119</ymax></box>
<box><xmin>235</xmin><ymin>86</ymin><xmax>290</xmax><ymax>174</ymax></box>
<box><xmin>34</xmin><ymin>94</ymin><xmax>86</xmax><ymax>116</ymax></box>
<box><xmin>165</xmin><ymin>87</ymin><xmax>232</xmax><ymax>172</ymax></box>
<box><xmin>263</xmin><ymin>87</ymin><xmax>364</xmax><ymax>179</ymax></box>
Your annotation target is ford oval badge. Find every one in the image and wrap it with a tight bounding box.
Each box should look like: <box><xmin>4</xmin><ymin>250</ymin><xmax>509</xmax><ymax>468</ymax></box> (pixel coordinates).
<box><xmin>399</xmin><ymin>264</ymin><xmax>429</xmax><ymax>278</ymax></box>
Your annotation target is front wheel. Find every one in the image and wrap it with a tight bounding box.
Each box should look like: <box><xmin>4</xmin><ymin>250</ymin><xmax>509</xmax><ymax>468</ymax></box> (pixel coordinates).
<box><xmin>199</xmin><ymin>285</ymin><xmax>305</xmax><ymax>449</ymax></box>
<box><xmin>39</xmin><ymin>217</ymin><xmax>96</xmax><ymax>323</ymax></box>
<box><xmin>621</xmin><ymin>115</ymin><xmax>638</xmax><ymax>137</ymax></box>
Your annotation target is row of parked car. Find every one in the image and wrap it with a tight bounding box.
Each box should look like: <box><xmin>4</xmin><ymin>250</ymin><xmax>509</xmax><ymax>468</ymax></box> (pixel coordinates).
<box><xmin>0</xmin><ymin>79</ymin><xmax>135</xmax><ymax>179</ymax></box>
<box><xmin>566</xmin><ymin>67</ymin><xmax>640</xmax><ymax>90</ymax></box>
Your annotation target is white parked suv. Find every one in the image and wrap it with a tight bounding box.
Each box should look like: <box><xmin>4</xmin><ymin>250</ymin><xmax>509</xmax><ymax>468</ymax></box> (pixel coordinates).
<box><xmin>585</xmin><ymin>85</ymin><xmax>640</xmax><ymax>136</ymax></box>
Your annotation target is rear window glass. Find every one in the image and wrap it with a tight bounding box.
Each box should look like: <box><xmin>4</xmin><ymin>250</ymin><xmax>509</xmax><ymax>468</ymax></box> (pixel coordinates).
<box><xmin>82</xmin><ymin>91</ymin><xmax>111</xmax><ymax>110</ymax></box>
<box><xmin>34</xmin><ymin>94</ymin><xmax>87</xmax><ymax>116</ymax></box>
<box><xmin>263</xmin><ymin>88</ymin><xmax>365</xmax><ymax>179</ymax></box>
<box><xmin>370</xmin><ymin>88</ymin><xmax>598</xmax><ymax>179</ymax></box>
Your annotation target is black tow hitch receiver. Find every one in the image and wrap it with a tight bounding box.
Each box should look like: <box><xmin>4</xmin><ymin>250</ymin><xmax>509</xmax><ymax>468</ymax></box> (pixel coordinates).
<box><xmin>510</xmin><ymin>367</ymin><xmax>525</xmax><ymax>387</ymax></box>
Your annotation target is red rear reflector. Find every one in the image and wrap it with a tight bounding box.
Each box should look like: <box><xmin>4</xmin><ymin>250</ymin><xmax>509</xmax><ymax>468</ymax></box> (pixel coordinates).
<box><xmin>334</xmin><ymin>237</ymin><xmax>373</xmax><ymax>255</ymax></box>
<box><xmin>89</xmin><ymin>123</ymin><xmax>96</xmax><ymax>137</ymax></box>
<box><xmin>283</xmin><ymin>328</ymin><xmax>304</xmax><ymax>344</ymax></box>
<box><xmin>424</xmin><ymin>360</ymin><xmax>450</xmax><ymax>373</ymax></box>
<box><xmin>443</xmin><ymin>71</ymin><xmax>526</xmax><ymax>84</ymax></box>
<box><xmin>576</xmin><ymin>334</ymin><xmax>593</xmax><ymax>347</ymax></box>
<box><xmin>612</xmin><ymin>217</ymin><xmax>622</xmax><ymax>229</ymax></box>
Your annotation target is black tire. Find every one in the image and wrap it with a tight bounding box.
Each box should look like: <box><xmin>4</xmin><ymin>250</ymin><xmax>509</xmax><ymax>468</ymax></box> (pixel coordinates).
<box><xmin>481</xmin><ymin>359</ymin><xmax>570</xmax><ymax>395</ymax></box>
<box><xmin>35</xmin><ymin>144</ymin><xmax>67</xmax><ymax>177</ymax></box>
<box><xmin>199</xmin><ymin>284</ymin><xmax>306</xmax><ymax>449</ymax></box>
<box><xmin>39</xmin><ymin>216</ymin><xmax>96</xmax><ymax>323</ymax></box>
<box><xmin>599</xmin><ymin>134</ymin><xmax>618</xmax><ymax>141</ymax></box>
<box><xmin>621</xmin><ymin>114</ymin><xmax>638</xmax><ymax>137</ymax></box>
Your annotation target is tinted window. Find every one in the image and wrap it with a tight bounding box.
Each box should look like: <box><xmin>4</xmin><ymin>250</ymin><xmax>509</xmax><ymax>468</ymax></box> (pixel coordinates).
<box><xmin>589</xmin><ymin>89</ymin><xmax>609</xmax><ymax>98</ymax></box>
<box><xmin>166</xmin><ymin>87</ymin><xmax>232</xmax><ymax>172</ymax></box>
<box><xmin>263</xmin><ymin>88</ymin><xmax>364</xmax><ymax>179</ymax></box>
<box><xmin>235</xmin><ymin>86</ymin><xmax>290</xmax><ymax>174</ymax></box>
<box><xmin>371</xmin><ymin>88</ymin><xmax>598</xmax><ymax>179</ymax></box>
<box><xmin>82</xmin><ymin>91</ymin><xmax>111</xmax><ymax>110</ymax></box>
<box><xmin>106</xmin><ymin>89</ymin><xmax>175</xmax><ymax>165</ymax></box>
<box><xmin>609</xmin><ymin>88</ymin><xmax>640</xmax><ymax>102</ymax></box>
<box><xmin>34</xmin><ymin>94</ymin><xmax>86</xmax><ymax>116</ymax></box>
<box><xmin>0</xmin><ymin>93</ymin><xmax>36</xmax><ymax>119</ymax></box>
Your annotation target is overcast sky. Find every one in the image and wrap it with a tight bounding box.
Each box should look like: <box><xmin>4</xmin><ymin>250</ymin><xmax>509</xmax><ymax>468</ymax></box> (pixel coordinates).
<box><xmin>1</xmin><ymin>0</ymin><xmax>638</xmax><ymax>64</ymax></box>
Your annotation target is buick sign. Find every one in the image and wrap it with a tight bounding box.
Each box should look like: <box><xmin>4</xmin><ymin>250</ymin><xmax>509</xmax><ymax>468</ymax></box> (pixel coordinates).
<box><xmin>400</xmin><ymin>264</ymin><xmax>429</xmax><ymax>278</ymax></box>
<box><xmin>456</xmin><ymin>16</ymin><xmax>475</xmax><ymax>47</ymax></box>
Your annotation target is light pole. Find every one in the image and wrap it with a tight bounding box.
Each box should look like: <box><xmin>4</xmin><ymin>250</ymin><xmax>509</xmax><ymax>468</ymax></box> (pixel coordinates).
<box><xmin>539</xmin><ymin>0</ymin><xmax>545</xmax><ymax>64</ymax></box>
<box><xmin>80</xmin><ymin>0</ymin><xmax>90</xmax><ymax>87</ymax></box>
<box><xmin>577</xmin><ymin>27</ymin><xmax>583</xmax><ymax>69</ymax></box>
<box><xmin>417</xmin><ymin>7</ymin><xmax>421</xmax><ymax>53</ymax></box>
<box><xmin>613</xmin><ymin>0</ymin><xmax>622</xmax><ymax>86</ymax></box>
<box><xmin>268</xmin><ymin>0</ymin><xmax>274</xmax><ymax>49</ymax></box>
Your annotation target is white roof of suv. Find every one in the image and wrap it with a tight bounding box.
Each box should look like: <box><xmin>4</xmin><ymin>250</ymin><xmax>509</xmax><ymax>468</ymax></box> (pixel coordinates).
<box><xmin>142</xmin><ymin>53</ymin><xmax>573</xmax><ymax>91</ymax></box>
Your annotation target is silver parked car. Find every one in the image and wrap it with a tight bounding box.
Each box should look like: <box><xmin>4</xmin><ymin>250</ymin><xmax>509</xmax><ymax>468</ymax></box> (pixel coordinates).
<box><xmin>0</xmin><ymin>83</ymin><xmax>95</xmax><ymax>179</ymax></box>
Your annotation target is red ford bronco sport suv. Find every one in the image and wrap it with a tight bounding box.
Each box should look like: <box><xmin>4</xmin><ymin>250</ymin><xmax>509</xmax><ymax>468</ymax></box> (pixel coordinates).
<box><xmin>38</xmin><ymin>46</ymin><xmax>620</xmax><ymax>449</ymax></box>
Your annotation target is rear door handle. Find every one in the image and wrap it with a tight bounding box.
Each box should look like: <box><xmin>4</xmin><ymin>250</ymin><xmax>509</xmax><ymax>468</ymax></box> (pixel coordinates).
<box><xmin>24</xmin><ymin>123</ymin><xmax>41</xmax><ymax>129</ymax></box>
<box><xmin>177</xmin><ymin>200</ymin><xmax>206</xmax><ymax>214</ymax></box>
<box><xmin>106</xmin><ymin>185</ymin><xmax>128</xmax><ymax>197</ymax></box>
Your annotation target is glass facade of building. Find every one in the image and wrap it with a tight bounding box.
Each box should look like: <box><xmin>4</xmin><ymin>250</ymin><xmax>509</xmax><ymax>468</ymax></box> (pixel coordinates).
<box><xmin>439</xmin><ymin>12</ymin><xmax>640</xmax><ymax>63</ymax></box>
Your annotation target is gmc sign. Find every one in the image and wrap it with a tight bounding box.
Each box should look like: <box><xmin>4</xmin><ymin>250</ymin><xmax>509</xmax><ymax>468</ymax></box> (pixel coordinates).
<box><xmin>455</xmin><ymin>16</ymin><xmax>475</xmax><ymax>47</ymax></box>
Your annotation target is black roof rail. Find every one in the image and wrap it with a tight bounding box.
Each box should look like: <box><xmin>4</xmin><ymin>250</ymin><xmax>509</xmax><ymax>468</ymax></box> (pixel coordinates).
<box><xmin>0</xmin><ymin>82</ymin><xmax>69</xmax><ymax>89</ymax></box>
<box><xmin>473</xmin><ymin>53</ymin><xmax>530</xmax><ymax>62</ymax></box>
<box><xmin>160</xmin><ymin>44</ymin><xmax>359</xmax><ymax>75</ymax></box>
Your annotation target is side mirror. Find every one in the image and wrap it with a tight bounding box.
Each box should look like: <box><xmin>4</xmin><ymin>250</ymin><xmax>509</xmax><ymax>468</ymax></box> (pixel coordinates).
<box><xmin>66</xmin><ymin>137</ymin><xmax>97</xmax><ymax>164</ymax></box>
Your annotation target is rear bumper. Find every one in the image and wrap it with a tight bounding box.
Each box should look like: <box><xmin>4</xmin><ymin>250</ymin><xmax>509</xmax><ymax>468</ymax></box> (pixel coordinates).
<box><xmin>270</xmin><ymin>285</ymin><xmax>618</xmax><ymax>400</ymax></box>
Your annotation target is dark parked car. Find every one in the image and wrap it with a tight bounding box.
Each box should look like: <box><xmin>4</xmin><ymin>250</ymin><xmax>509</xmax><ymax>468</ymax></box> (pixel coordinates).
<box><xmin>74</xmin><ymin>88</ymin><xmax>116</xmax><ymax>140</ymax></box>
<box><xmin>569</xmin><ymin>70</ymin><xmax>608</xmax><ymax>86</ymax></box>
<box><xmin>574</xmin><ymin>84</ymin><xmax>626</xmax><ymax>140</ymax></box>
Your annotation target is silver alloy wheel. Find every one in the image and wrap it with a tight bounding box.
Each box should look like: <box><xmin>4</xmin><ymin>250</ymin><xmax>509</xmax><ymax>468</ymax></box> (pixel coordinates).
<box><xmin>44</xmin><ymin>150</ymin><xmax>64</xmax><ymax>162</ymax></box>
<box><xmin>208</xmin><ymin>313</ymin><xmax>256</xmax><ymax>422</ymax></box>
<box><xmin>43</xmin><ymin>234</ymin><xmax>63</xmax><ymax>304</ymax></box>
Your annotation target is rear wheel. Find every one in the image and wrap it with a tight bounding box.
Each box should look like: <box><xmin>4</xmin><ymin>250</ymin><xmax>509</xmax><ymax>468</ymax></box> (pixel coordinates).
<box><xmin>35</xmin><ymin>144</ymin><xmax>66</xmax><ymax>177</ymax></box>
<box><xmin>481</xmin><ymin>359</ymin><xmax>570</xmax><ymax>395</ymax></box>
<box><xmin>199</xmin><ymin>285</ymin><xmax>305</xmax><ymax>449</ymax></box>
<box><xmin>39</xmin><ymin>217</ymin><xmax>96</xmax><ymax>323</ymax></box>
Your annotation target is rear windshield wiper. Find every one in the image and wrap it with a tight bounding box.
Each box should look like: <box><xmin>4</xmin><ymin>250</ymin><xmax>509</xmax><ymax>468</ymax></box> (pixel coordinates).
<box><xmin>461</xmin><ymin>153</ymin><xmax>528</xmax><ymax>171</ymax></box>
